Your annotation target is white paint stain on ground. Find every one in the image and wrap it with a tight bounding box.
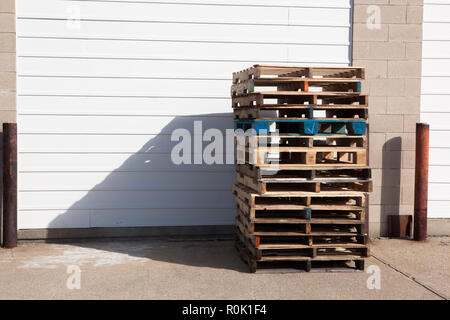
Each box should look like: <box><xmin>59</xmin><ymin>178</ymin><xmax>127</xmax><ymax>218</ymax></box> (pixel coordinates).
<box><xmin>17</xmin><ymin>245</ymin><xmax>151</xmax><ymax>269</ymax></box>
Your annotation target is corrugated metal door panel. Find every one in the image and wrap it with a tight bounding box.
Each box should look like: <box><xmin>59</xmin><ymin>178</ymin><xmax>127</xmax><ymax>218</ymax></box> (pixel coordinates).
<box><xmin>16</xmin><ymin>0</ymin><xmax>352</xmax><ymax>228</ymax></box>
<box><xmin>421</xmin><ymin>1</ymin><xmax>450</xmax><ymax>218</ymax></box>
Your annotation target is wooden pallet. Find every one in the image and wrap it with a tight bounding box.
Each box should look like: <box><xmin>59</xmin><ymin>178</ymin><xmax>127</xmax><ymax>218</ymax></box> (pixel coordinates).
<box><xmin>235</xmin><ymin>196</ymin><xmax>366</xmax><ymax>223</ymax></box>
<box><xmin>235</xmin><ymin>118</ymin><xmax>367</xmax><ymax>136</ymax></box>
<box><xmin>231</xmin><ymin>79</ymin><xmax>362</xmax><ymax>97</ymax></box>
<box><xmin>236</xmin><ymin>228</ymin><xmax>369</xmax><ymax>261</ymax></box>
<box><xmin>232</xmin><ymin>65</ymin><xmax>365</xmax><ymax>84</ymax></box>
<box><xmin>235</xmin><ymin>135</ymin><xmax>367</xmax><ymax>167</ymax></box>
<box><xmin>230</xmin><ymin>65</ymin><xmax>371</xmax><ymax>273</ymax></box>
<box><xmin>232</xmin><ymin>183</ymin><xmax>365</xmax><ymax>211</ymax></box>
<box><xmin>236</xmin><ymin>210</ymin><xmax>365</xmax><ymax>236</ymax></box>
<box><xmin>232</xmin><ymin>92</ymin><xmax>367</xmax><ymax>109</ymax></box>
<box><xmin>233</xmin><ymin>105</ymin><xmax>368</xmax><ymax>120</ymax></box>
<box><xmin>235</xmin><ymin>197</ymin><xmax>366</xmax><ymax>218</ymax></box>
<box><xmin>235</xmin><ymin>237</ymin><xmax>366</xmax><ymax>273</ymax></box>
<box><xmin>236</xmin><ymin>164</ymin><xmax>372</xmax><ymax>181</ymax></box>
<box><xmin>236</xmin><ymin>146</ymin><xmax>367</xmax><ymax>167</ymax></box>
<box><xmin>236</xmin><ymin>171</ymin><xmax>372</xmax><ymax>194</ymax></box>
<box><xmin>236</xmin><ymin>200</ymin><xmax>366</xmax><ymax>222</ymax></box>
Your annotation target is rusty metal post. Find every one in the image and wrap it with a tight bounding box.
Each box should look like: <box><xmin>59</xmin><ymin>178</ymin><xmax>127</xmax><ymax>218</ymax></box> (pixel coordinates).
<box><xmin>2</xmin><ymin>123</ymin><xmax>17</xmax><ymax>248</ymax></box>
<box><xmin>414</xmin><ymin>123</ymin><xmax>429</xmax><ymax>241</ymax></box>
<box><xmin>365</xmin><ymin>123</ymin><xmax>370</xmax><ymax>237</ymax></box>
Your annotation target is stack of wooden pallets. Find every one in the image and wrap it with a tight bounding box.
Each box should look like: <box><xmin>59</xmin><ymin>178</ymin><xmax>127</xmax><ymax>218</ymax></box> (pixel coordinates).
<box><xmin>231</xmin><ymin>65</ymin><xmax>372</xmax><ymax>273</ymax></box>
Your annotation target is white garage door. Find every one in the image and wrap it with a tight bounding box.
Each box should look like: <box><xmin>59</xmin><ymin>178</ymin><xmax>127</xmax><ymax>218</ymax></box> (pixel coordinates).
<box><xmin>16</xmin><ymin>0</ymin><xmax>352</xmax><ymax>229</ymax></box>
<box><xmin>421</xmin><ymin>0</ymin><xmax>450</xmax><ymax>218</ymax></box>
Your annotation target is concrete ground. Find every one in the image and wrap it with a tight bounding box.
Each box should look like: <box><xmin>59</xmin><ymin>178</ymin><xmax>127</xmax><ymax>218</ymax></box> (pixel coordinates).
<box><xmin>0</xmin><ymin>237</ymin><xmax>448</xmax><ymax>300</ymax></box>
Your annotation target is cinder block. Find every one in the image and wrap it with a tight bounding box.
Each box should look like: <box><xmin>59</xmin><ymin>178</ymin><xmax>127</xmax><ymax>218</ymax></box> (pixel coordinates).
<box><xmin>370</xmin><ymin>188</ymin><xmax>381</xmax><ymax>205</ymax></box>
<box><xmin>407</xmin><ymin>6</ymin><xmax>423</xmax><ymax>24</ymax></box>
<box><xmin>388</xmin><ymin>60</ymin><xmax>421</xmax><ymax>78</ymax></box>
<box><xmin>370</xmin><ymin>114</ymin><xmax>404</xmax><ymax>133</ymax></box>
<box><xmin>405</xmin><ymin>42</ymin><xmax>422</xmax><ymax>60</ymax></box>
<box><xmin>399</xmin><ymin>204</ymin><xmax>414</xmax><ymax>215</ymax></box>
<box><xmin>389</xmin><ymin>24</ymin><xmax>422</xmax><ymax>42</ymax></box>
<box><xmin>353</xmin><ymin>23</ymin><xmax>389</xmax><ymax>41</ymax></box>
<box><xmin>403</xmin><ymin>114</ymin><xmax>420</xmax><ymax>132</ymax></box>
<box><xmin>368</xmin><ymin>222</ymin><xmax>382</xmax><ymax>238</ymax></box>
<box><xmin>367</xmin><ymin>78</ymin><xmax>405</xmax><ymax>97</ymax></box>
<box><xmin>369</xmin><ymin>132</ymin><xmax>387</xmax><ymax>150</ymax></box>
<box><xmin>369</xmin><ymin>133</ymin><xmax>386</xmax><ymax>168</ymax></box>
<box><xmin>353</xmin><ymin>5</ymin><xmax>406</xmax><ymax>24</ymax></box>
<box><xmin>385</xmin><ymin>132</ymin><xmax>416</xmax><ymax>151</ymax></box>
<box><xmin>378</xmin><ymin>221</ymin><xmax>389</xmax><ymax>237</ymax></box>
<box><xmin>0</xmin><ymin>33</ymin><xmax>15</xmax><ymax>53</ymax></box>
<box><xmin>401</xmin><ymin>184</ymin><xmax>415</xmax><ymax>205</ymax></box>
<box><xmin>357</xmin><ymin>79</ymin><xmax>370</xmax><ymax>95</ymax></box>
<box><xmin>405</xmin><ymin>78</ymin><xmax>422</xmax><ymax>97</ymax></box>
<box><xmin>381</xmin><ymin>150</ymin><xmax>403</xmax><ymax>169</ymax></box>
<box><xmin>369</xmin><ymin>221</ymin><xmax>388</xmax><ymax>238</ymax></box>
<box><xmin>387</xmin><ymin>96</ymin><xmax>420</xmax><ymax>114</ymax></box>
<box><xmin>384</xmin><ymin>135</ymin><xmax>403</xmax><ymax>149</ymax></box>
<box><xmin>369</xmin><ymin>151</ymin><xmax>383</xmax><ymax>169</ymax></box>
<box><xmin>352</xmin><ymin>59</ymin><xmax>387</xmax><ymax>79</ymax></box>
<box><xmin>372</xmin><ymin>168</ymin><xmax>403</xmax><ymax>187</ymax></box>
<box><xmin>384</xmin><ymin>134</ymin><xmax>402</xmax><ymax>151</ymax></box>
<box><xmin>368</xmin><ymin>96</ymin><xmax>387</xmax><ymax>115</ymax></box>
<box><xmin>0</xmin><ymin>13</ymin><xmax>15</xmax><ymax>32</ymax></box>
<box><xmin>0</xmin><ymin>110</ymin><xmax>16</xmax><ymax>123</ymax></box>
<box><xmin>0</xmin><ymin>52</ymin><xmax>15</xmax><ymax>72</ymax></box>
<box><xmin>371</xmin><ymin>168</ymin><xmax>382</xmax><ymax>181</ymax></box>
<box><xmin>402</xmin><ymin>150</ymin><xmax>416</xmax><ymax>168</ymax></box>
<box><xmin>0</xmin><ymin>71</ymin><xmax>15</xmax><ymax>90</ymax></box>
<box><xmin>0</xmin><ymin>0</ymin><xmax>14</xmax><ymax>14</ymax></box>
<box><xmin>401</xmin><ymin>168</ymin><xmax>415</xmax><ymax>186</ymax></box>
<box><xmin>372</xmin><ymin>186</ymin><xmax>401</xmax><ymax>205</ymax></box>
<box><xmin>353</xmin><ymin>41</ymin><xmax>405</xmax><ymax>60</ymax></box>
<box><xmin>368</xmin><ymin>205</ymin><xmax>384</xmax><ymax>223</ymax></box>
<box><xmin>0</xmin><ymin>89</ymin><xmax>15</xmax><ymax>109</ymax></box>
<box><xmin>371</xmin><ymin>170</ymin><xmax>381</xmax><ymax>187</ymax></box>
<box><xmin>383</xmin><ymin>205</ymin><xmax>403</xmax><ymax>216</ymax></box>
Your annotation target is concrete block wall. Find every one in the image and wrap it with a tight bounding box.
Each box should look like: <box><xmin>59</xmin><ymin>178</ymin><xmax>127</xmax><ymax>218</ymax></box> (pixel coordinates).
<box><xmin>352</xmin><ymin>0</ymin><xmax>423</xmax><ymax>237</ymax></box>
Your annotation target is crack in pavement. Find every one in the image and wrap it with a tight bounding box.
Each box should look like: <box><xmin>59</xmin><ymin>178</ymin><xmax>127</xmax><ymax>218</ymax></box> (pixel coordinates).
<box><xmin>371</xmin><ymin>254</ymin><xmax>448</xmax><ymax>300</ymax></box>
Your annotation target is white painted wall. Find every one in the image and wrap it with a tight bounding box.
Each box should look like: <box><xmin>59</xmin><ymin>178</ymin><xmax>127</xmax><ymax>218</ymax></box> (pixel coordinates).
<box><xmin>421</xmin><ymin>0</ymin><xmax>450</xmax><ymax>218</ymax></box>
<box><xmin>16</xmin><ymin>0</ymin><xmax>352</xmax><ymax>229</ymax></box>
